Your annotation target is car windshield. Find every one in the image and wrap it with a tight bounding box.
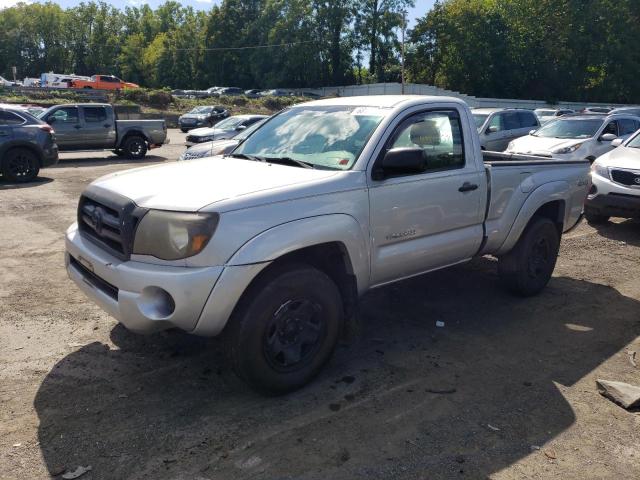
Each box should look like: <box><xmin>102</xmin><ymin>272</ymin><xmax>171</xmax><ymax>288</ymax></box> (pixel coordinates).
<box><xmin>472</xmin><ymin>114</ymin><xmax>488</xmax><ymax>128</ymax></box>
<box><xmin>190</xmin><ymin>106</ymin><xmax>213</xmax><ymax>114</ymax></box>
<box><xmin>215</xmin><ymin>116</ymin><xmax>248</xmax><ymax>130</ymax></box>
<box><xmin>232</xmin><ymin>106</ymin><xmax>386</xmax><ymax>170</ymax></box>
<box><xmin>626</xmin><ymin>132</ymin><xmax>640</xmax><ymax>149</ymax></box>
<box><xmin>533</xmin><ymin>118</ymin><xmax>603</xmax><ymax>139</ymax></box>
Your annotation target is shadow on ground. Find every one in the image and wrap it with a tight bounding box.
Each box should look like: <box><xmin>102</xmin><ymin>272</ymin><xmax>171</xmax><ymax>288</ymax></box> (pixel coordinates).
<box><xmin>50</xmin><ymin>155</ymin><xmax>167</xmax><ymax>168</ymax></box>
<box><xmin>0</xmin><ymin>176</ymin><xmax>54</xmax><ymax>190</ymax></box>
<box><xmin>34</xmin><ymin>258</ymin><xmax>640</xmax><ymax>479</ymax></box>
<box><xmin>592</xmin><ymin>218</ymin><xmax>640</xmax><ymax>247</ymax></box>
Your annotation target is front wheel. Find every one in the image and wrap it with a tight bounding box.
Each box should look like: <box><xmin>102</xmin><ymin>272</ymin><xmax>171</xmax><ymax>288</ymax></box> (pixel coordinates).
<box><xmin>1</xmin><ymin>148</ymin><xmax>40</xmax><ymax>183</ymax></box>
<box><xmin>498</xmin><ymin>217</ymin><xmax>560</xmax><ymax>297</ymax></box>
<box><xmin>225</xmin><ymin>264</ymin><xmax>343</xmax><ymax>394</ymax></box>
<box><xmin>121</xmin><ymin>136</ymin><xmax>148</xmax><ymax>159</ymax></box>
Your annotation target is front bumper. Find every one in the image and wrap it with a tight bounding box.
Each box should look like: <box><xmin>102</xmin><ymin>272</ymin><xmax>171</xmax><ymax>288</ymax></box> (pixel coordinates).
<box><xmin>65</xmin><ymin>223</ymin><xmax>223</xmax><ymax>334</ymax></box>
<box><xmin>586</xmin><ymin>173</ymin><xmax>640</xmax><ymax>218</ymax></box>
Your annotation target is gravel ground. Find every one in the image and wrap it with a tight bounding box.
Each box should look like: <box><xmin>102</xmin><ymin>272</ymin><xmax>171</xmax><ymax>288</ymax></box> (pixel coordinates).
<box><xmin>1</xmin><ymin>131</ymin><xmax>639</xmax><ymax>479</ymax></box>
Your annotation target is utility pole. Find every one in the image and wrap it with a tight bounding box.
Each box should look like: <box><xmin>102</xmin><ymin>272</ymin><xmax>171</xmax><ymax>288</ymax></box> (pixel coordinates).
<box><xmin>401</xmin><ymin>10</ymin><xmax>406</xmax><ymax>95</ymax></box>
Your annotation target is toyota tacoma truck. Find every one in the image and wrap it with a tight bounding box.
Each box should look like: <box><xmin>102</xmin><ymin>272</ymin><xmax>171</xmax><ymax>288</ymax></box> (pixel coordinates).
<box><xmin>65</xmin><ymin>96</ymin><xmax>590</xmax><ymax>393</ymax></box>
<box><xmin>40</xmin><ymin>103</ymin><xmax>167</xmax><ymax>159</ymax></box>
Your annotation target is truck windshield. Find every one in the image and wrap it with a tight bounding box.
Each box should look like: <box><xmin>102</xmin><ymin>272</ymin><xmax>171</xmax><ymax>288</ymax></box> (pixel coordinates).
<box><xmin>533</xmin><ymin>118</ymin><xmax>603</xmax><ymax>139</ymax></box>
<box><xmin>232</xmin><ymin>106</ymin><xmax>386</xmax><ymax>170</ymax></box>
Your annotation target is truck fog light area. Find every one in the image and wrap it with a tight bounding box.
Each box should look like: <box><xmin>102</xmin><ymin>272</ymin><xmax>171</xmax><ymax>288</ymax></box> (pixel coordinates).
<box><xmin>137</xmin><ymin>286</ymin><xmax>175</xmax><ymax>320</ymax></box>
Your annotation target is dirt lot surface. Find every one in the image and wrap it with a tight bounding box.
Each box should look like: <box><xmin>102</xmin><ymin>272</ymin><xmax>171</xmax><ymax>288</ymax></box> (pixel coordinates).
<box><xmin>1</xmin><ymin>131</ymin><xmax>640</xmax><ymax>479</ymax></box>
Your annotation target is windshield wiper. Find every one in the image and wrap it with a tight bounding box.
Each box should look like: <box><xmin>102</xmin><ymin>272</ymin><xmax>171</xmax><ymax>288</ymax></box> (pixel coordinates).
<box><xmin>227</xmin><ymin>153</ymin><xmax>267</xmax><ymax>162</ymax></box>
<box><xmin>263</xmin><ymin>156</ymin><xmax>314</xmax><ymax>169</ymax></box>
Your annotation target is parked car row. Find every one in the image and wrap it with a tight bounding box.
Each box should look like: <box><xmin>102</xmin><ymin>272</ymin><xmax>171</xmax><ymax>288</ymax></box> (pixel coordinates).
<box><xmin>171</xmin><ymin>87</ymin><xmax>320</xmax><ymax>99</ymax></box>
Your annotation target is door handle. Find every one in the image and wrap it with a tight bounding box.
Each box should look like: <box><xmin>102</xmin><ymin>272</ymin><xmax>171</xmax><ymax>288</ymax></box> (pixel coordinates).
<box><xmin>74</xmin><ymin>125</ymin><xmax>81</xmax><ymax>129</ymax></box>
<box><xmin>458</xmin><ymin>182</ymin><xmax>478</xmax><ymax>192</ymax></box>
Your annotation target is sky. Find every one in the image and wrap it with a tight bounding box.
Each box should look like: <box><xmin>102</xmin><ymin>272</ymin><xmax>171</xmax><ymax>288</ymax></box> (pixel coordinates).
<box><xmin>0</xmin><ymin>0</ymin><xmax>436</xmax><ymax>27</ymax></box>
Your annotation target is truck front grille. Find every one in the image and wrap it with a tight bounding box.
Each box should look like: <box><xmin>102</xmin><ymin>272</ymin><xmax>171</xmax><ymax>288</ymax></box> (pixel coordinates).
<box><xmin>611</xmin><ymin>168</ymin><xmax>640</xmax><ymax>187</ymax></box>
<box><xmin>77</xmin><ymin>189</ymin><xmax>147</xmax><ymax>260</ymax></box>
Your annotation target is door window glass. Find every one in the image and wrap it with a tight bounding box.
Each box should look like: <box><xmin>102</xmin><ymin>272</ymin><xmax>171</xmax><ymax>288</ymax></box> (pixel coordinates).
<box><xmin>51</xmin><ymin>108</ymin><xmax>79</xmax><ymax>123</ymax></box>
<box><xmin>602</xmin><ymin>121</ymin><xmax>618</xmax><ymax>136</ymax></box>
<box><xmin>503</xmin><ymin>112</ymin><xmax>520</xmax><ymax>130</ymax></box>
<box><xmin>487</xmin><ymin>114</ymin><xmax>503</xmax><ymax>132</ymax></box>
<box><xmin>389</xmin><ymin>110</ymin><xmax>465</xmax><ymax>172</ymax></box>
<box><xmin>618</xmin><ymin>119</ymin><xmax>639</xmax><ymax>136</ymax></box>
<box><xmin>0</xmin><ymin>111</ymin><xmax>25</xmax><ymax>125</ymax></box>
<box><xmin>517</xmin><ymin>111</ymin><xmax>538</xmax><ymax>128</ymax></box>
<box><xmin>84</xmin><ymin>107</ymin><xmax>108</xmax><ymax>123</ymax></box>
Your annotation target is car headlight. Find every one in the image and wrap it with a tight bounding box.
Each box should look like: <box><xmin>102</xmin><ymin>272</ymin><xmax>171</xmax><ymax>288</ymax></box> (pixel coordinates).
<box><xmin>507</xmin><ymin>141</ymin><xmax>515</xmax><ymax>151</ymax></box>
<box><xmin>552</xmin><ymin>143</ymin><xmax>583</xmax><ymax>154</ymax></box>
<box><xmin>133</xmin><ymin>210</ymin><xmax>219</xmax><ymax>260</ymax></box>
<box><xmin>591</xmin><ymin>163</ymin><xmax>609</xmax><ymax>179</ymax></box>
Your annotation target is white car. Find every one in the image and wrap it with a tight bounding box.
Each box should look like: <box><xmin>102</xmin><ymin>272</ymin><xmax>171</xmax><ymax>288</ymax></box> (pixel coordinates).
<box><xmin>0</xmin><ymin>75</ymin><xmax>16</xmax><ymax>87</ymax></box>
<box><xmin>586</xmin><ymin>131</ymin><xmax>640</xmax><ymax>224</ymax></box>
<box><xmin>506</xmin><ymin>114</ymin><xmax>640</xmax><ymax>162</ymax></box>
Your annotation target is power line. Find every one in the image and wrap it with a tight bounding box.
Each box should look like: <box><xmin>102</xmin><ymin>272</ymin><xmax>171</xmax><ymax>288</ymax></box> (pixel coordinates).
<box><xmin>174</xmin><ymin>40</ymin><xmax>315</xmax><ymax>52</ymax></box>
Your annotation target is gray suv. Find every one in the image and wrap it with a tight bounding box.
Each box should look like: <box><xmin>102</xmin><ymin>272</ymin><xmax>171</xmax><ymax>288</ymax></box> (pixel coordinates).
<box><xmin>0</xmin><ymin>106</ymin><xmax>58</xmax><ymax>182</ymax></box>
<box><xmin>472</xmin><ymin>108</ymin><xmax>540</xmax><ymax>151</ymax></box>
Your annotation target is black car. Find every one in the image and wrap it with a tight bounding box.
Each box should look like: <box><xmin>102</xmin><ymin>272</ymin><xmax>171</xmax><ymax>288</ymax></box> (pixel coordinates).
<box><xmin>0</xmin><ymin>106</ymin><xmax>58</xmax><ymax>182</ymax></box>
<box><xmin>178</xmin><ymin>106</ymin><xmax>229</xmax><ymax>132</ymax></box>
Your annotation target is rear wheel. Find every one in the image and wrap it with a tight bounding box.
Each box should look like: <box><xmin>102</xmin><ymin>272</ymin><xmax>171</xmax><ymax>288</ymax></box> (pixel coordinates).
<box><xmin>1</xmin><ymin>148</ymin><xmax>40</xmax><ymax>183</ymax></box>
<box><xmin>121</xmin><ymin>136</ymin><xmax>147</xmax><ymax>159</ymax></box>
<box><xmin>498</xmin><ymin>217</ymin><xmax>560</xmax><ymax>297</ymax></box>
<box><xmin>225</xmin><ymin>264</ymin><xmax>343</xmax><ymax>394</ymax></box>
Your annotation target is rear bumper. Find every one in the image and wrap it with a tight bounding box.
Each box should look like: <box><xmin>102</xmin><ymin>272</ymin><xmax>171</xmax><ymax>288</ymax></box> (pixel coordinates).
<box><xmin>41</xmin><ymin>145</ymin><xmax>59</xmax><ymax>168</ymax></box>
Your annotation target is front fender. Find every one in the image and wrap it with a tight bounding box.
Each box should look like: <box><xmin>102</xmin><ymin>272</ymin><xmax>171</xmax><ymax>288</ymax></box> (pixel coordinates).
<box><xmin>227</xmin><ymin>214</ymin><xmax>370</xmax><ymax>293</ymax></box>
<box><xmin>496</xmin><ymin>181</ymin><xmax>569</xmax><ymax>256</ymax></box>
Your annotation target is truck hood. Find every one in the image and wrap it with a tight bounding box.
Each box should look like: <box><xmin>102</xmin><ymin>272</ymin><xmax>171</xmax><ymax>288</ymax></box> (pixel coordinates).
<box><xmin>595</xmin><ymin>145</ymin><xmax>640</xmax><ymax>169</ymax></box>
<box><xmin>90</xmin><ymin>156</ymin><xmax>340</xmax><ymax>211</ymax></box>
<box><xmin>508</xmin><ymin>135</ymin><xmax>586</xmax><ymax>154</ymax></box>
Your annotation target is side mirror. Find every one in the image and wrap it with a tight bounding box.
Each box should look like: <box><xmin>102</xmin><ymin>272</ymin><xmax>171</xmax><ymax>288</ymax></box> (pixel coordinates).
<box><xmin>486</xmin><ymin>126</ymin><xmax>499</xmax><ymax>134</ymax></box>
<box><xmin>236</xmin><ymin>125</ymin><xmax>247</xmax><ymax>131</ymax></box>
<box><xmin>373</xmin><ymin>148</ymin><xmax>426</xmax><ymax>180</ymax></box>
<box><xmin>611</xmin><ymin>138</ymin><xmax>624</xmax><ymax>147</ymax></box>
<box><xmin>47</xmin><ymin>116</ymin><xmax>56</xmax><ymax>124</ymax></box>
<box><xmin>529</xmin><ymin>129</ymin><xmax>536</xmax><ymax>135</ymax></box>
<box><xmin>599</xmin><ymin>133</ymin><xmax>617</xmax><ymax>142</ymax></box>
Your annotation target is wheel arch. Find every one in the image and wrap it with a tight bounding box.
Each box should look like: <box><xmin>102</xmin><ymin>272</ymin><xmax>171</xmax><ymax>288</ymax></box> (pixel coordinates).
<box><xmin>117</xmin><ymin>129</ymin><xmax>150</xmax><ymax>147</ymax></box>
<box><xmin>1</xmin><ymin>142</ymin><xmax>44</xmax><ymax>167</ymax></box>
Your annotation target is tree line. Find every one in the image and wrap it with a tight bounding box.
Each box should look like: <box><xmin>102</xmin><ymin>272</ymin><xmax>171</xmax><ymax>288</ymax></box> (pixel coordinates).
<box><xmin>0</xmin><ymin>0</ymin><xmax>413</xmax><ymax>90</ymax></box>
<box><xmin>1</xmin><ymin>0</ymin><xmax>639</xmax><ymax>103</ymax></box>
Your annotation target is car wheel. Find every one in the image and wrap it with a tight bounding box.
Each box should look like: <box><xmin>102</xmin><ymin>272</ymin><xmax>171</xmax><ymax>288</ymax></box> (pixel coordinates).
<box><xmin>180</xmin><ymin>128</ymin><xmax>188</xmax><ymax>133</ymax></box>
<box><xmin>1</xmin><ymin>148</ymin><xmax>40</xmax><ymax>183</ymax></box>
<box><xmin>122</xmin><ymin>136</ymin><xmax>148</xmax><ymax>159</ymax></box>
<box><xmin>498</xmin><ymin>217</ymin><xmax>560</xmax><ymax>297</ymax></box>
<box><xmin>584</xmin><ymin>209</ymin><xmax>610</xmax><ymax>224</ymax></box>
<box><xmin>225</xmin><ymin>263</ymin><xmax>343</xmax><ymax>394</ymax></box>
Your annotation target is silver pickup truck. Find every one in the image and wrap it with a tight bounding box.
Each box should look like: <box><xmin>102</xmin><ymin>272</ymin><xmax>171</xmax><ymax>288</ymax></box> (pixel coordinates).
<box><xmin>40</xmin><ymin>103</ymin><xmax>167</xmax><ymax>159</ymax></box>
<box><xmin>65</xmin><ymin>96</ymin><xmax>590</xmax><ymax>393</ymax></box>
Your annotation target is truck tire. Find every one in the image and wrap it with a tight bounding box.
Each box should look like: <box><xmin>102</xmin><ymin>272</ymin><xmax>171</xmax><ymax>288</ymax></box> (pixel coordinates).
<box><xmin>1</xmin><ymin>148</ymin><xmax>40</xmax><ymax>183</ymax></box>
<box><xmin>122</xmin><ymin>136</ymin><xmax>148</xmax><ymax>159</ymax></box>
<box><xmin>498</xmin><ymin>217</ymin><xmax>560</xmax><ymax>297</ymax></box>
<box><xmin>584</xmin><ymin>208</ymin><xmax>609</xmax><ymax>225</ymax></box>
<box><xmin>225</xmin><ymin>263</ymin><xmax>343</xmax><ymax>394</ymax></box>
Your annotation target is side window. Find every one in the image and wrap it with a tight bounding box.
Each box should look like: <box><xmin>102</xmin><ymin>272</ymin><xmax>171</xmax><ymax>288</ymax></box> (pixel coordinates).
<box><xmin>503</xmin><ymin>112</ymin><xmax>520</xmax><ymax>131</ymax></box>
<box><xmin>0</xmin><ymin>111</ymin><xmax>25</xmax><ymax>126</ymax></box>
<box><xmin>618</xmin><ymin>119</ymin><xmax>639</xmax><ymax>136</ymax></box>
<box><xmin>518</xmin><ymin>111</ymin><xmax>538</xmax><ymax>128</ymax></box>
<box><xmin>388</xmin><ymin>110</ymin><xmax>465</xmax><ymax>173</ymax></box>
<box><xmin>51</xmin><ymin>107</ymin><xmax>79</xmax><ymax>123</ymax></box>
<box><xmin>84</xmin><ymin>107</ymin><xmax>108</xmax><ymax>123</ymax></box>
<box><xmin>602</xmin><ymin>121</ymin><xmax>618</xmax><ymax>136</ymax></box>
<box><xmin>487</xmin><ymin>113</ymin><xmax>503</xmax><ymax>132</ymax></box>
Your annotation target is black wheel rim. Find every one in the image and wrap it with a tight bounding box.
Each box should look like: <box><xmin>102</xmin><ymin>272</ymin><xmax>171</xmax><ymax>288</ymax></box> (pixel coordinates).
<box><xmin>7</xmin><ymin>153</ymin><xmax>34</xmax><ymax>179</ymax></box>
<box><xmin>528</xmin><ymin>237</ymin><xmax>550</xmax><ymax>279</ymax></box>
<box><xmin>263</xmin><ymin>299</ymin><xmax>326</xmax><ymax>372</ymax></box>
<box><xmin>128</xmin><ymin>140</ymin><xmax>144</xmax><ymax>156</ymax></box>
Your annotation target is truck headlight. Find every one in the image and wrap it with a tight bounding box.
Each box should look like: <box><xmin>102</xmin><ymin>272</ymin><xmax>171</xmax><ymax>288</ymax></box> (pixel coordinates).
<box><xmin>591</xmin><ymin>163</ymin><xmax>609</xmax><ymax>179</ymax></box>
<box><xmin>552</xmin><ymin>143</ymin><xmax>583</xmax><ymax>154</ymax></box>
<box><xmin>133</xmin><ymin>211</ymin><xmax>219</xmax><ymax>260</ymax></box>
